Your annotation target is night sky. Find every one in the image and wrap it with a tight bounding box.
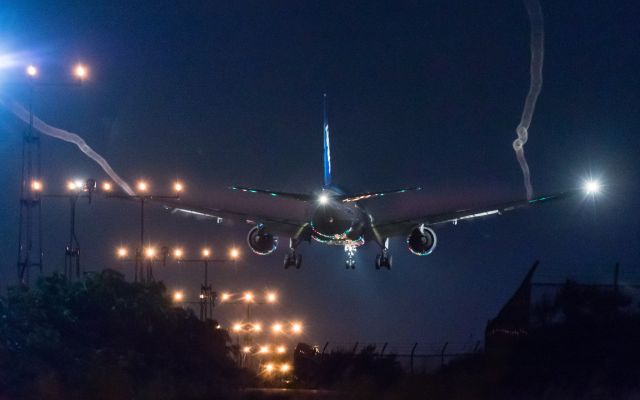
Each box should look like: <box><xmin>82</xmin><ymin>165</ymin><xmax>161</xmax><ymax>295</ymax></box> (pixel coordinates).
<box><xmin>0</xmin><ymin>0</ymin><xmax>638</xmax><ymax>349</ymax></box>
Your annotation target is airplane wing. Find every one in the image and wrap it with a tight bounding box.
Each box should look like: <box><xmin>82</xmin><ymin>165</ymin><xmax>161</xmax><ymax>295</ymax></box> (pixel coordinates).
<box><xmin>159</xmin><ymin>199</ymin><xmax>307</xmax><ymax>237</ymax></box>
<box><xmin>373</xmin><ymin>189</ymin><xmax>582</xmax><ymax>239</ymax></box>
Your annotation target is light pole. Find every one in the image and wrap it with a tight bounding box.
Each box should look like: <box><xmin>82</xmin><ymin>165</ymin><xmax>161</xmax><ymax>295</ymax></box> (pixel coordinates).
<box><xmin>16</xmin><ymin>63</ymin><xmax>87</xmax><ymax>286</ymax></box>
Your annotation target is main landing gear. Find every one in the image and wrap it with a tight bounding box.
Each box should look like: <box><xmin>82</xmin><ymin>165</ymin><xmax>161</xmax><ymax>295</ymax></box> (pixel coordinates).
<box><xmin>284</xmin><ymin>239</ymin><xmax>302</xmax><ymax>269</ymax></box>
<box><xmin>375</xmin><ymin>238</ymin><xmax>392</xmax><ymax>270</ymax></box>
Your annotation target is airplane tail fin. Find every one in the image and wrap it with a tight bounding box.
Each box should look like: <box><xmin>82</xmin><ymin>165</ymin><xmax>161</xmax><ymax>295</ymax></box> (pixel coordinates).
<box><xmin>323</xmin><ymin>93</ymin><xmax>332</xmax><ymax>188</ymax></box>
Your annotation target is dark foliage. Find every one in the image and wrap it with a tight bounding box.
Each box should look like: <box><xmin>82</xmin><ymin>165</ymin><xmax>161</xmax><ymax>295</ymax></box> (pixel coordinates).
<box><xmin>0</xmin><ymin>270</ymin><xmax>242</xmax><ymax>400</ymax></box>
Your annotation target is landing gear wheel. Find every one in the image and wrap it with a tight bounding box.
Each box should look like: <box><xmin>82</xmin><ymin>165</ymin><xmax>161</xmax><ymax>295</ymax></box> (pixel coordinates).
<box><xmin>346</xmin><ymin>259</ymin><xmax>356</xmax><ymax>269</ymax></box>
<box><xmin>284</xmin><ymin>252</ymin><xmax>302</xmax><ymax>269</ymax></box>
<box><xmin>295</xmin><ymin>254</ymin><xmax>302</xmax><ymax>269</ymax></box>
<box><xmin>375</xmin><ymin>254</ymin><xmax>392</xmax><ymax>270</ymax></box>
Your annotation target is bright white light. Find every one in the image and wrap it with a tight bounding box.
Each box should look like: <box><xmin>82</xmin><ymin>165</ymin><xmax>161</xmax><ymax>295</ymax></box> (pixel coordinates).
<box><xmin>26</xmin><ymin>65</ymin><xmax>37</xmax><ymax>77</ymax></box>
<box><xmin>232</xmin><ymin>323</ymin><xmax>243</xmax><ymax>332</ymax></box>
<box><xmin>243</xmin><ymin>292</ymin><xmax>254</xmax><ymax>302</ymax></box>
<box><xmin>173</xmin><ymin>290</ymin><xmax>184</xmax><ymax>302</ymax></box>
<box><xmin>280</xmin><ymin>363</ymin><xmax>291</xmax><ymax>373</ymax></box>
<box><xmin>173</xmin><ymin>248</ymin><xmax>184</xmax><ymax>259</ymax></box>
<box><xmin>318</xmin><ymin>194</ymin><xmax>329</xmax><ymax>205</ymax></box>
<box><xmin>221</xmin><ymin>292</ymin><xmax>231</xmax><ymax>302</ymax></box>
<box><xmin>137</xmin><ymin>181</ymin><xmax>148</xmax><ymax>192</ymax></box>
<box><xmin>266</xmin><ymin>292</ymin><xmax>277</xmax><ymax>303</ymax></box>
<box><xmin>276</xmin><ymin>345</ymin><xmax>286</xmax><ymax>354</ymax></box>
<box><xmin>291</xmin><ymin>322</ymin><xmax>303</xmax><ymax>334</ymax></box>
<box><xmin>202</xmin><ymin>248</ymin><xmax>211</xmax><ymax>258</ymax></box>
<box><xmin>74</xmin><ymin>63</ymin><xmax>88</xmax><ymax>79</ymax></box>
<box><xmin>584</xmin><ymin>180</ymin><xmax>601</xmax><ymax>195</ymax></box>
<box><xmin>174</xmin><ymin>181</ymin><xmax>183</xmax><ymax>192</ymax></box>
<box><xmin>229</xmin><ymin>247</ymin><xmax>240</xmax><ymax>259</ymax></box>
<box><xmin>102</xmin><ymin>182</ymin><xmax>112</xmax><ymax>192</ymax></box>
<box><xmin>272</xmin><ymin>323</ymin><xmax>283</xmax><ymax>334</ymax></box>
<box><xmin>31</xmin><ymin>180</ymin><xmax>43</xmax><ymax>192</ymax></box>
<box><xmin>74</xmin><ymin>180</ymin><xmax>84</xmax><ymax>190</ymax></box>
<box><xmin>67</xmin><ymin>181</ymin><xmax>78</xmax><ymax>191</ymax></box>
<box><xmin>145</xmin><ymin>247</ymin><xmax>156</xmax><ymax>259</ymax></box>
<box><xmin>116</xmin><ymin>247</ymin><xmax>128</xmax><ymax>258</ymax></box>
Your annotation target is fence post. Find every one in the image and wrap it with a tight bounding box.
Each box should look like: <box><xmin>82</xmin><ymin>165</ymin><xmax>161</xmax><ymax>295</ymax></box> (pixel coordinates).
<box><xmin>380</xmin><ymin>342</ymin><xmax>388</xmax><ymax>358</ymax></box>
<box><xmin>440</xmin><ymin>342</ymin><xmax>449</xmax><ymax>368</ymax></box>
<box><xmin>410</xmin><ymin>343</ymin><xmax>418</xmax><ymax>374</ymax></box>
<box><xmin>321</xmin><ymin>341</ymin><xmax>329</xmax><ymax>361</ymax></box>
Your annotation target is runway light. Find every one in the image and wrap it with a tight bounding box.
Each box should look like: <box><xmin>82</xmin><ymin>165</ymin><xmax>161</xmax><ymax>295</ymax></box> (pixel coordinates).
<box><xmin>280</xmin><ymin>363</ymin><xmax>291</xmax><ymax>373</ymax></box>
<box><xmin>31</xmin><ymin>180</ymin><xmax>43</xmax><ymax>192</ymax></box>
<box><xmin>202</xmin><ymin>248</ymin><xmax>211</xmax><ymax>258</ymax></box>
<box><xmin>318</xmin><ymin>193</ymin><xmax>329</xmax><ymax>205</ymax></box>
<box><xmin>220</xmin><ymin>292</ymin><xmax>231</xmax><ymax>302</ymax></box>
<box><xmin>116</xmin><ymin>247</ymin><xmax>128</xmax><ymax>258</ymax></box>
<box><xmin>291</xmin><ymin>322</ymin><xmax>303</xmax><ymax>334</ymax></box>
<box><xmin>272</xmin><ymin>323</ymin><xmax>283</xmax><ymax>334</ymax></box>
<box><xmin>136</xmin><ymin>180</ymin><xmax>148</xmax><ymax>193</ymax></box>
<box><xmin>232</xmin><ymin>323</ymin><xmax>243</xmax><ymax>333</ymax></box>
<box><xmin>584</xmin><ymin>180</ymin><xmax>601</xmax><ymax>195</ymax></box>
<box><xmin>173</xmin><ymin>248</ymin><xmax>184</xmax><ymax>259</ymax></box>
<box><xmin>243</xmin><ymin>346</ymin><xmax>252</xmax><ymax>353</ymax></box>
<box><xmin>26</xmin><ymin>65</ymin><xmax>37</xmax><ymax>77</ymax></box>
<box><xmin>253</xmin><ymin>323</ymin><xmax>262</xmax><ymax>332</ymax></box>
<box><xmin>266</xmin><ymin>292</ymin><xmax>277</xmax><ymax>303</ymax></box>
<box><xmin>264</xmin><ymin>363</ymin><xmax>275</xmax><ymax>373</ymax></box>
<box><xmin>229</xmin><ymin>247</ymin><xmax>240</xmax><ymax>259</ymax></box>
<box><xmin>145</xmin><ymin>247</ymin><xmax>156</xmax><ymax>259</ymax></box>
<box><xmin>243</xmin><ymin>292</ymin><xmax>254</xmax><ymax>303</ymax></box>
<box><xmin>73</xmin><ymin>63</ymin><xmax>88</xmax><ymax>80</ymax></box>
<box><xmin>173</xmin><ymin>290</ymin><xmax>184</xmax><ymax>302</ymax></box>
<box><xmin>276</xmin><ymin>345</ymin><xmax>286</xmax><ymax>354</ymax></box>
<box><xmin>102</xmin><ymin>182</ymin><xmax>112</xmax><ymax>192</ymax></box>
<box><xmin>259</xmin><ymin>345</ymin><xmax>270</xmax><ymax>354</ymax></box>
<box><xmin>174</xmin><ymin>181</ymin><xmax>183</xmax><ymax>192</ymax></box>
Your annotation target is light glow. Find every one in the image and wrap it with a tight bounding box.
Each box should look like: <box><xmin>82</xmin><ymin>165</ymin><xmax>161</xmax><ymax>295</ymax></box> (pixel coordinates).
<box><xmin>117</xmin><ymin>247</ymin><xmax>128</xmax><ymax>258</ymax></box>
<box><xmin>173</xmin><ymin>248</ymin><xmax>184</xmax><ymax>259</ymax></box>
<box><xmin>31</xmin><ymin>180</ymin><xmax>43</xmax><ymax>192</ymax></box>
<box><xmin>259</xmin><ymin>345</ymin><xmax>270</xmax><ymax>354</ymax></box>
<box><xmin>232</xmin><ymin>323</ymin><xmax>243</xmax><ymax>332</ymax></box>
<box><xmin>243</xmin><ymin>292</ymin><xmax>254</xmax><ymax>303</ymax></box>
<box><xmin>137</xmin><ymin>181</ymin><xmax>148</xmax><ymax>192</ymax></box>
<box><xmin>280</xmin><ymin>363</ymin><xmax>291</xmax><ymax>373</ymax></box>
<box><xmin>202</xmin><ymin>248</ymin><xmax>211</xmax><ymax>258</ymax></box>
<box><xmin>318</xmin><ymin>193</ymin><xmax>329</xmax><ymax>205</ymax></box>
<box><xmin>102</xmin><ymin>182</ymin><xmax>112</xmax><ymax>192</ymax></box>
<box><xmin>253</xmin><ymin>323</ymin><xmax>262</xmax><ymax>332</ymax></box>
<box><xmin>584</xmin><ymin>180</ymin><xmax>601</xmax><ymax>195</ymax></box>
<box><xmin>276</xmin><ymin>345</ymin><xmax>286</xmax><ymax>354</ymax></box>
<box><xmin>266</xmin><ymin>292</ymin><xmax>277</xmax><ymax>303</ymax></box>
<box><xmin>291</xmin><ymin>322</ymin><xmax>303</xmax><ymax>334</ymax></box>
<box><xmin>229</xmin><ymin>247</ymin><xmax>240</xmax><ymax>259</ymax></box>
<box><xmin>145</xmin><ymin>247</ymin><xmax>156</xmax><ymax>259</ymax></box>
<box><xmin>243</xmin><ymin>346</ymin><xmax>251</xmax><ymax>353</ymax></box>
<box><xmin>173</xmin><ymin>290</ymin><xmax>184</xmax><ymax>302</ymax></box>
<box><xmin>264</xmin><ymin>363</ymin><xmax>275</xmax><ymax>373</ymax></box>
<box><xmin>174</xmin><ymin>181</ymin><xmax>183</xmax><ymax>192</ymax></box>
<box><xmin>272</xmin><ymin>323</ymin><xmax>283</xmax><ymax>334</ymax></box>
<box><xmin>67</xmin><ymin>181</ymin><xmax>78</xmax><ymax>191</ymax></box>
<box><xmin>74</xmin><ymin>63</ymin><xmax>88</xmax><ymax>79</ymax></box>
<box><xmin>221</xmin><ymin>292</ymin><xmax>231</xmax><ymax>302</ymax></box>
<box><xmin>26</xmin><ymin>65</ymin><xmax>37</xmax><ymax>77</ymax></box>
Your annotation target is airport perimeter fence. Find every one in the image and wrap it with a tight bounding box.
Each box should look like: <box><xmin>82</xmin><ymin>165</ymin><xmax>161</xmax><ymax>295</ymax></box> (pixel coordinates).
<box><xmin>315</xmin><ymin>341</ymin><xmax>483</xmax><ymax>374</ymax></box>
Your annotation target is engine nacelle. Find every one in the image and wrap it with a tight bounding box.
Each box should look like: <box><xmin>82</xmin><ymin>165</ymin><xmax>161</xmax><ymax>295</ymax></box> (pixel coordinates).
<box><xmin>246</xmin><ymin>226</ymin><xmax>278</xmax><ymax>255</ymax></box>
<box><xmin>406</xmin><ymin>225</ymin><xmax>437</xmax><ymax>256</ymax></box>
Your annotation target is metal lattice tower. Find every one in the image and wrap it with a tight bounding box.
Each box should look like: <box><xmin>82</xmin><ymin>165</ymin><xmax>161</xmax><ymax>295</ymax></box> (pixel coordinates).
<box><xmin>16</xmin><ymin>85</ymin><xmax>43</xmax><ymax>286</ymax></box>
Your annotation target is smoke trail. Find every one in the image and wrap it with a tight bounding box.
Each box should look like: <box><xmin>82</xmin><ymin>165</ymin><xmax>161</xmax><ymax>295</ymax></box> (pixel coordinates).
<box><xmin>513</xmin><ymin>0</ymin><xmax>544</xmax><ymax>200</ymax></box>
<box><xmin>0</xmin><ymin>97</ymin><xmax>135</xmax><ymax>195</ymax></box>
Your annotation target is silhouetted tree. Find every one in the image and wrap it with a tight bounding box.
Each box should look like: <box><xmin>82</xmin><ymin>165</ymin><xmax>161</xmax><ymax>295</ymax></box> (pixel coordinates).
<box><xmin>0</xmin><ymin>270</ymin><xmax>242</xmax><ymax>400</ymax></box>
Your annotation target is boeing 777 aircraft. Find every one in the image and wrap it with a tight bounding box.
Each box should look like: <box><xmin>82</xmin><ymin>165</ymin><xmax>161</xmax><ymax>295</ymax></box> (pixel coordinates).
<box><xmin>164</xmin><ymin>95</ymin><xmax>597</xmax><ymax>269</ymax></box>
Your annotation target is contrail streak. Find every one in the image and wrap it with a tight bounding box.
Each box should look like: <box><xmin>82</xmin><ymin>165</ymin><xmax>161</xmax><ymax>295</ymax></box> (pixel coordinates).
<box><xmin>513</xmin><ymin>0</ymin><xmax>544</xmax><ymax>200</ymax></box>
<box><xmin>0</xmin><ymin>97</ymin><xmax>135</xmax><ymax>195</ymax></box>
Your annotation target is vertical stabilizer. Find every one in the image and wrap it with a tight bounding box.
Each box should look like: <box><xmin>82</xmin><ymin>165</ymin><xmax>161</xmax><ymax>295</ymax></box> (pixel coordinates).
<box><xmin>323</xmin><ymin>94</ymin><xmax>332</xmax><ymax>188</ymax></box>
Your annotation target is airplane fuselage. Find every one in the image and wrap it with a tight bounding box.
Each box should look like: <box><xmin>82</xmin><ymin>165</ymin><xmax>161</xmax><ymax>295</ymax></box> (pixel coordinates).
<box><xmin>308</xmin><ymin>189</ymin><xmax>369</xmax><ymax>247</ymax></box>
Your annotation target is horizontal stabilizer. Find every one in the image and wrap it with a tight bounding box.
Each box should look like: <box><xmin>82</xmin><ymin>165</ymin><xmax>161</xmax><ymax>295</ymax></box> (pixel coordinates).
<box><xmin>339</xmin><ymin>186</ymin><xmax>422</xmax><ymax>203</ymax></box>
<box><xmin>231</xmin><ymin>186</ymin><xmax>313</xmax><ymax>201</ymax></box>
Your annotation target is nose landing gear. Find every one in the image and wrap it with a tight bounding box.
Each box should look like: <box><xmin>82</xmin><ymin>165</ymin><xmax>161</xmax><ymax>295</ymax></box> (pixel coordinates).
<box><xmin>284</xmin><ymin>238</ymin><xmax>302</xmax><ymax>269</ymax></box>
<box><xmin>345</xmin><ymin>244</ymin><xmax>356</xmax><ymax>269</ymax></box>
<box><xmin>375</xmin><ymin>238</ymin><xmax>392</xmax><ymax>270</ymax></box>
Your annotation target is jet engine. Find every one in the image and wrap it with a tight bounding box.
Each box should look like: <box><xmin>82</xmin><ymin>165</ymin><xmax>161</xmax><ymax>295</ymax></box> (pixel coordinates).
<box><xmin>406</xmin><ymin>225</ymin><xmax>437</xmax><ymax>256</ymax></box>
<box><xmin>246</xmin><ymin>226</ymin><xmax>278</xmax><ymax>255</ymax></box>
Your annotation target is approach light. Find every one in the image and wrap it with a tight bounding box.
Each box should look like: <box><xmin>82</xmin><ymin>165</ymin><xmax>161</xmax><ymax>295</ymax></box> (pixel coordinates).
<box><xmin>67</xmin><ymin>181</ymin><xmax>78</xmax><ymax>191</ymax></box>
<box><xmin>232</xmin><ymin>323</ymin><xmax>243</xmax><ymax>333</ymax></box>
<box><xmin>30</xmin><ymin>180</ymin><xmax>43</xmax><ymax>192</ymax></box>
<box><xmin>259</xmin><ymin>345</ymin><xmax>270</xmax><ymax>354</ymax></box>
<box><xmin>253</xmin><ymin>323</ymin><xmax>262</xmax><ymax>332</ymax></box>
<box><xmin>318</xmin><ymin>193</ymin><xmax>329</xmax><ymax>205</ymax></box>
<box><xmin>229</xmin><ymin>247</ymin><xmax>240</xmax><ymax>259</ymax></box>
<box><xmin>173</xmin><ymin>248</ymin><xmax>184</xmax><ymax>259</ymax></box>
<box><xmin>243</xmin><ymin>346</ymin><xmax>252</xmax><ymax>354</ymax></box>
<box><xmin>291</xmin><ymin>322</ymin><xmax>303</xmax><ymax>334</ymax></box>
<box><xmin>102</xmin><ymin>182</ymin><xmax>112</xmax><ymax>192</ymax></box>
<box><xmin>265</xmin><ymin>292</ymin><xmax>277</xmax><ymax>303</ymax></box>
<box><xmin>199</xmin><ymin>293</ymin><xmax>205</xmax><ymax>299</ymax></box>
<box><xmin>137</xmin><ymin>180</ymin><xmax>148</xmax><ymax>192</ymax></box>
<box><xmin>280</xmin><ymin>363</ymin><xmax>291</xmax><ymax>373</ymax></box>
<box><xmin>584</xmin><ymin>180</ymin><xmax>601</xmax><ymax>195</ymax></box>
<box><xmin>272</xmin><ymin>323</ymin><xmax>283</xmax><ymax>334</ymax></box>
<box><xmin>201</xmin><ymin>248</ymin><xmax>211</xmax><ymax>258</ymax></box>
<box><xmin>145</xmin><ymin>247</ymin><xmax>156</xmax><ymax>259</ymax></box>
<box><xmin>116</xmin><ymin>247</ymin><xmax>128</xmax><ymax>258</ymax></box>
<box><xmin>215</xmin><ymin>324</ymin><xmax>221</xmax><ymax>329</ymax></box>
<box><xmin>173</xmin><ymin>290</ymin><xmax>184</xmax><ymax>302</ymax></box>
<box><xmin>73</xmin><ymin>63</ymin><xmax>88</xmax><ymax>80</ymax></box>
<box><xmin>26</xmin><ymin>65</ymin><xmax>37</xmax><ymax>77</ymax></box>
<box><xmin>264</xmin><ymin>363</ymin><xmax>275</xmax><ymax>373</ymax></box>
<box><xmin>276</xmin><ymin>345</ymin><xmax>286</xmax><ymax>354</ymax></box>
<box><xmin>173</xmin><ymin>181</ymin><xmax>183</xmax><ymax>192</ymax></box>
<box><xmin>243</xmin><ymin>292</ymin><xmax>254</xmax><ymax>303</ymax></box>
<box><xmin>220</xmin><ymin>292</ymin><xmax>231</xmax><ymax>302</ymax></box>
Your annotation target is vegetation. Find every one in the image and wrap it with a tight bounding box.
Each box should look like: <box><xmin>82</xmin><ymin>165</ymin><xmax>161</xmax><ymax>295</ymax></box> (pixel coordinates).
<box><xmin>0</xmin><ymin>270</ymin><xmax>242</xmax><ymax>400</ymax></box>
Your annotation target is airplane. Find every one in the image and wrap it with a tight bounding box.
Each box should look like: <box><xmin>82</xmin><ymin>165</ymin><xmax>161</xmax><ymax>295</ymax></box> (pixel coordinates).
<box><xmin>162</xmin><ymin>95</ymin><xmax>599</xmax><ymax>270</ymax></box>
